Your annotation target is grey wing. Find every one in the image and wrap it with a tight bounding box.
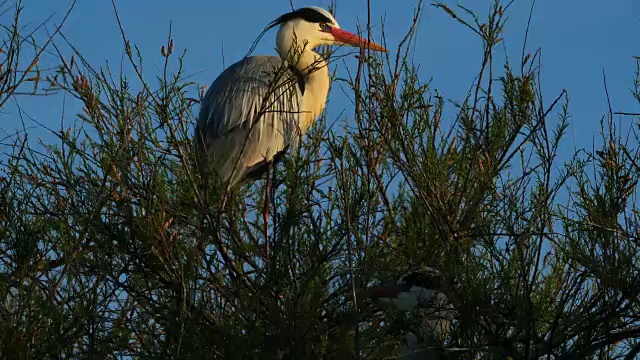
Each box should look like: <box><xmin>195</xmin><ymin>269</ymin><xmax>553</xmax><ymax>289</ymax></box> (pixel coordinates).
<box><xmin>195</xmin><ymin>56</ymin><xmax>303</xmax><ymax>186</ymax></box>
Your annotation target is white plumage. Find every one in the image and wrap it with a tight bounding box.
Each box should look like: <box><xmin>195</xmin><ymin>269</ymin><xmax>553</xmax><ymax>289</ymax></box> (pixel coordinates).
<box><xmin>377</xmin><ymin>285</ymin><xmax>439</xmax><ymax>312</ymax></box>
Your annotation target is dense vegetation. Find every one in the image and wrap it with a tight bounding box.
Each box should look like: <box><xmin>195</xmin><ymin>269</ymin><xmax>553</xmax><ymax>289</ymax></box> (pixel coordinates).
<box><xmin>1</xmin><ymin>0</ymin><xmax>640</xmax><ymax>359</ymax></box>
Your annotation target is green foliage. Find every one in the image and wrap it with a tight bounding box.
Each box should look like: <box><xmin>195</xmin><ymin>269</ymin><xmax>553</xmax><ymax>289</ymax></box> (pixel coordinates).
<box><xmin>1</xmin><ymin>0</ymin><xmax>640</xmax><ymax>359</ymax></box>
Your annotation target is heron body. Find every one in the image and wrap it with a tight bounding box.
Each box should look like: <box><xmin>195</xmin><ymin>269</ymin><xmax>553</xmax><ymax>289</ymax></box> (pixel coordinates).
<box><xmin>196</xmin><ymin>55</ymin><xmax>311</xmax><ymax>186</ymax></box>
<box><xmin>195</xmin><ymin>6</ymin><xmax>387</xmax><ymax>188</ymax></box>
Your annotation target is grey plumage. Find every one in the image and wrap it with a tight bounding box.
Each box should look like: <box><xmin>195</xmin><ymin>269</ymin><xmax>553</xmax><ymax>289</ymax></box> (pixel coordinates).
<box><xmin>193</xmin><ymin>6</ymin><xmax>387</xmax><ymax>196</ymax></box>
<box><xmin>195</xmin><ymin>56</ymin><xmax>304</xmax><ymax>187</ymax></box>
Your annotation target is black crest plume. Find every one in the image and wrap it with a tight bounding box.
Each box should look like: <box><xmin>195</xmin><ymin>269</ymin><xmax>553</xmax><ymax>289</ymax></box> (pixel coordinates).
<box><xmin>245</xmin><ymin>7</ymin><xmax>333</xmax><ymax>58</ymax></box>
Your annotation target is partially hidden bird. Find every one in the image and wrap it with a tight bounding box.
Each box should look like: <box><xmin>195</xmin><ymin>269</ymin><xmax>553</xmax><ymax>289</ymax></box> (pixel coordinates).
<box><xmin>194</xmin><ymin>6</ymin><xmax>388</xmax><ymax>226</ymax></box>
<box><xmin>365</xmin><ymin>267</ymin><xmax>458</xmax><ymax>358</ymax></box>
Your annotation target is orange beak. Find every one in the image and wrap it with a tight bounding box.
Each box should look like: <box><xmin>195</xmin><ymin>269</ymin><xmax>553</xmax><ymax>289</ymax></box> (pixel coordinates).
<box><xmin>329</xmin><ymin>27</ymin><xmax>388</xmax><ymax>52</ymax></box>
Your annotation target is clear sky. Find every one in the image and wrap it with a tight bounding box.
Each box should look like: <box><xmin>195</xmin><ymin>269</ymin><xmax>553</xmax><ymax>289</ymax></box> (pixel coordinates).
<box><xmin>7</xmin><ymin>0</ymin><xmax>640</xmax><ymax>162</ymax></box>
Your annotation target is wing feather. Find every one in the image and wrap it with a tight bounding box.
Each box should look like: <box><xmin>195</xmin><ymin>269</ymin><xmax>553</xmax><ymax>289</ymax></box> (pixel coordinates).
<box><xmin>195</xmin><ymin>56</ymin><xmax>304</xmax><ymax>186</ymax></box>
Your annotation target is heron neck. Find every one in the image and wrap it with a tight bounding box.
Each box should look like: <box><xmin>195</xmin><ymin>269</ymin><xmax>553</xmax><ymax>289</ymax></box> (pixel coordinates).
<box><xmin>294</xmin><ymin>50</ymin><xmax>329</xmax><ymax>133</ymax></box>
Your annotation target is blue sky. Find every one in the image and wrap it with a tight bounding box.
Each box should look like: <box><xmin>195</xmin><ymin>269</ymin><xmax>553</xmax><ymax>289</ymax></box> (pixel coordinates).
<box><xmin>7</xmin><ymin>0</ymin><xmax>640</xmax><ymax>163</ymax></box>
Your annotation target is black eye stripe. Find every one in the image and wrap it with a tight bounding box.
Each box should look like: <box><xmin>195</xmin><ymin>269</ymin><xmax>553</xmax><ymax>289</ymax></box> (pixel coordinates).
<box><xmin>270</xmin><ymin>7</ymin><xmax>333</xmax><ymax>28</ymax></box>
<box><xmin>296</xmin><ymin>8</ymin><xmax>333</xmax><ymax>23</ymax></box>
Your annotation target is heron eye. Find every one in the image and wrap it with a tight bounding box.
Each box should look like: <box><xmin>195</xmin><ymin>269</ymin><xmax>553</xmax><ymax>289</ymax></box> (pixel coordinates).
<box><xmin>319</xmin><ymin>23</ymin><xmax>330</xmax><ymax>30</ymax></box>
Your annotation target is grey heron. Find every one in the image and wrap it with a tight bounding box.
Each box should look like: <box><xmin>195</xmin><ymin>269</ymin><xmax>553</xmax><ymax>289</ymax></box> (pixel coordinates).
<box><xmin>366</xmin><ymin>267</ymin><xmax>457</xmax><ymax>358</ymax></box>
<box><xmin>194</xmin><ymin>6</ymin><xmax>388</xmax><ymax>235</ymax></box>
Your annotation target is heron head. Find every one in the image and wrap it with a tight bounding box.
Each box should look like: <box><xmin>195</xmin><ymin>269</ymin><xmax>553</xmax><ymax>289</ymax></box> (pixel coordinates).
<box><xmin>270</xmin><ymin>6</ymin><xmax>388</xmax><ymax>57</ymax></box>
